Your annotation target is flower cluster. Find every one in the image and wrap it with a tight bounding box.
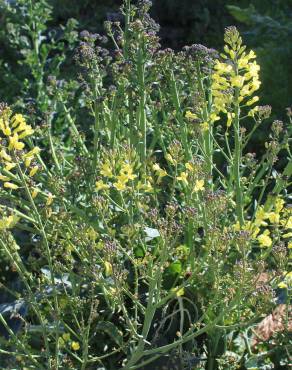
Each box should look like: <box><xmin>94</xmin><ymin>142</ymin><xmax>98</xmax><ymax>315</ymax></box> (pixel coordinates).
<box><xmin>176</xmin><ymin>161</ymin><xmax>205</xmax><ymax>193</ymax></box>
<box><xmin>96</xmin><ymin>158</ymin><xmax>157</xmax><ymax>193</ymax></box>
<box><xmin>0</xmin><ymin>213</ymin><xmax>19</xmax><ymax>230</ymax></box>
<box><xmin>211</xmin><ymin>26</ymin><xmax>261</xmax><ymax>126</ymax></box>
<box><xmin>58</xmin><ymin>332</ymin><xmax>80</xmax><ymax>351</ymax></box>
<box><xmin>235</xmin><ymin>197</ymin><xmax>292</xmax><ymax>248</ymax></box>
<box><xmin>278</xmin><ymin>271</ymin><xmax>292</xmax><ymax>289</ymax></box>
<box><xmin>0</xmin><ymin>105</ymin><xmax>40</xmax><ymax>189</ymax></box>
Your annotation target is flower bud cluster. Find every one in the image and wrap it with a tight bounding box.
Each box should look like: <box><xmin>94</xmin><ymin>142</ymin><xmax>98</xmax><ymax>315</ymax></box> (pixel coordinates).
<box><xmin>0</xmin><ymin>105</ymin><xmax>40</xmax><ymax>190</ymax></box>
<box><xmin>211</xmin><ymin>26</ymin><xmax>261</xmax><ymax>127</ymax></box>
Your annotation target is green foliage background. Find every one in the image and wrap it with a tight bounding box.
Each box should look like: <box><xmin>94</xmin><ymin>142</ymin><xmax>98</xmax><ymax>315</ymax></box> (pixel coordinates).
<box><xmin>0</xmin><ymin>0</ymin><xmax>291</xmax><ymax>122</ymax></box>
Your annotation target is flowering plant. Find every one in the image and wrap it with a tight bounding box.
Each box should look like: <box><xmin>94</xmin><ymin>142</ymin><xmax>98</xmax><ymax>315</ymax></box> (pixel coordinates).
<box><xmin>0</xmin><ymin>1</ymin><xmax>291</xmax><ymax>369</ymax></box>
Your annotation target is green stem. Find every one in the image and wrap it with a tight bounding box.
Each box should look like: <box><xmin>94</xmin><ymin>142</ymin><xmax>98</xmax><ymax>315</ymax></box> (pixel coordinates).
<box><xmin>170</xmin><ymin>70</ymin><xmax>191</xmax><ymax>161</ymax></box>
<box><xmin>137</xmin><ymin>34</ymin><xmax>147</xmax><ymax>168</ymax></box>
<box><xmin>123</xmin><ymin>0</ymin><xmax>131</xmax><ymax>59</ymax></box>
<box><xmin>233</xmin><ymin>97</ymin><xmax>244</xmax><ymax>226</ymax></box>
<box><xmin>196</xmin><ymin>62</ymin><xmax>212</xmax><ymax>178</ymax></box>
<box><xmin>17</xmin><ymin>164</ymin><xmax>60</xmax><ymax>369</ymax></box>
<box><xmin>48</xmin><ymin>115</ymin><xmax>61</xmax><ymax>172</ymax></box>
<box><xmin>60</xmin><ymin>100</ymin><xmax>89</xmax><ymax>155</ymax></box>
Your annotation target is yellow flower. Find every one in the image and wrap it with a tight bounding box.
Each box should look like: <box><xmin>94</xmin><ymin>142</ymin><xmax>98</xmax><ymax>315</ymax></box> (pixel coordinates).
<box><xmin>157</xmin><ymin>169</ymin><xmax>167</xmax><ymax>179</ymax></box>
<box><xmin>185</xmin><ymin>162</ymin><xmax>193</xmax><ymax>171</ymax></box>
<box><xmin>193</xmin><ymin>179</ymin><xmax>205</xmax><ymax>192</ymax></box>
<box><xmin>25</xmin><ymin>147</ymin><xmax>41</xmax><ymax>157</ymax></box>
<box><xmin>11</xmin><ymin>113</ymin><xmax>26</xmax><ymax>127</ymax></box>
<box><xmin>32</xmin><ymin>188</ymin><xmax>39</xmax><ymax>199</ymax></box>
<box><xmin>278</xmin><ymin>281</ymin><xmax>287</xmax><ymax>289</ymax></box>
<box><xmin>18</xmin><ymin>125</ymin><xmax>34</xmax><ymax>139</ymax></box>
<box><xmin>0</xmin><ymin>175</ymin><xmax>10</xmax><ymax>181</ymax></box>
<box><xmin>171</xmin><ymin>287</ymin><xmax>184</xmax><ymax>297</ymax></box>
<box><xmin>5</xmin><ymin>162</ymin><xmax>16</xmax><ymax>171</ymax></box>
<box><xmin>104</xmin><ymin>261</ymin><xmax>113</xmax><ymax>276</ymax></box>
<box><xmin>29</xmin><ymin>166</ymin><xmax>39</xmax><ymax>177</ymax></box>
<box><xmin>8</xmin><ymin>133</ymin><xmax>25</xmax><ymax>151</ymax></box>
<box><xmin>165</xmin><ymin>153</ymin><xmax>176</xmax><ymax>165</ymax></box>
<box><xmin>248</xmin><ymin>106</ymin><xmax>259</xmax><ymax>117</ymax></box>
<box><xmin>288</xmin><ymin>241</ymin><xmax>292</xmax><ymax>249</ymax></box>
<box><xmin>4</xmin><ymin>182</ymin><xmax>18</xmax><ymax>190</ymax></box>
<box><xmin>0</xmin><ymin>214</ymin><xmax>19</xmax><ymax>230</ymax></box>
<box><xmin>209</xmin><ymin>113</ymin><xmax>220</xmax><ymax>123</ymax></box>
<box><xmin>267</xmin><ymin>212</ymin><xmax>280</xmax><ymax>224</ymax></box>
<box><xmin>137</xmin><ymin>181</ymin><xmax>153</xmax><ymax>193</ymax></box>
<box><xmin>200</xmin><ymin>122</ymin><xmax>209</xmax><ymax>132</ymax></box>
<box><xmin>25</xmin><ymin>157</ymin><xmax>33</xmax><ymax>167</ymax></box>
<box><xmin>62</xmin><ymin>333</ymin><xmax>71</xmax><ymax>342</ymax></box>
<box><xmin>227</xmin><ymin>112</ymin><xmax>235</xmax><ymax>128</ymax></box>
<box><xmin>153</xmin><ymin>163</ymin><xmax>167</xmax><ymax>178</ymax></box>
<box><xmin>71</xmin><ymin>341</ymin><xmax>80</xmax><ymax>351</ymax></box>
<box><xmin>120</xmin><ymin>163</ymin><xmax>132</xmax><ymax>174</ymax></box>
<box><xmin>230</xmin><ymin>75</ymin><xmax>245</xmax><ymax>88</ymax></box>
<box><xmin>245</xmin><ymin>61</ymin><xmax>260</xmax><ymax>78</ymax></box>
<box><xmin>257</xmin><ymin>230</ymin><xmax>272</xmax><ymax>247</ymax></box>
<box><xmin>95</xmin><ymin>180</ymin><xmax>109</xmax><ymax>191</ymax></box>
<box><xmin>254</xmin><ymin>206</ymin><xmax>269</xmax><ymax>226</ymax></box>
<box><xmin>46</xmin><ymin>193</ymin><xmax>54</xmax><ymax>206</ymax></box>
<box><xmin>100</xmin><ymin>163</ymin><xmax>113</xmax><ymax>178</ymax></box>
<box><xmin>113</xmin><ymin>181</ymin><xmax>127</xmax><ymax>191</ymax></box>
<box><xmin>177</xmin><ymin>172</ymin><xmax>188</xmax><ymax>185</ymax></box>
<box><xmin>275</xmin><ymin>197</ymin><xmax>284</xmax><ymax>213</ymax></box>
<box><xmin>118</xmin><ymin>163</ymin><xmax>137</xmax><ymax>181</ymax></box>
<box><xmin>185</xmin><ymin>111</ymin><xmax>197</xmax><ymax>120</ymax></box>
<box><xmin>117</xmin><ymin>172</ymin><xmax>136</xmax><ymax>183</ymax></box>
<box><xmin>0</xmin><ymin>149</ymin><xmax>12</xmax><ymax>161</ymax></box>
<box><xmin>0</xmin><ymin>117</ymin><xmax>11</xmax><ymax>136</ymax></box>
<box><xmin>246</xmin><ymin>96</ymin><xmax>259</xmax><ymax>106</ymax></box>
<box><xmin>282</xmin><ymin>216</ymin><xmax>292</xmax><ymax>230</ymax></box>
<box><xmin>214</xmin><ymin>61</ymin><xmax>233</xmax><ymax>74</ymax></box>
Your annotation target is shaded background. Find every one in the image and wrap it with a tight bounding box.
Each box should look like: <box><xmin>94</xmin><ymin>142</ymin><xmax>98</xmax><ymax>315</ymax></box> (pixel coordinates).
<box><xmin>0</xmin><ymin>0</ymin><xmax>291</xmax><ymax>120</ymax></box>
<box><xmin>50</xmin><ymin>0</ymin><xmax>292</xmax><ymax>119</ymax></box>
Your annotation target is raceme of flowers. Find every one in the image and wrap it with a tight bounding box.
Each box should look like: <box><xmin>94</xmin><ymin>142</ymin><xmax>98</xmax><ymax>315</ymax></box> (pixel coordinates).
<box><xmin>0</xmin><ymin>213</ymin><xmax>19</xmax><ymax>230</ymax></box>
<box><xmin>234</xmin><ymin>197</ymin><xmax>292</xmax><ymax>248</ymax></box>
<box><xmin>211</xmin><ymin>26</ymin><xmax>260</xmax><ymax>127</ymax></box>
<box><xmin>0</xmin><ymin>107</ymin><xmax>40</xmax><ymax>190</ymax></box>
<box><xmin>95</xmin><ymin>159</ymin><xmax>168</xmax><ymax>193</ymax></box>
<box><xmin>176</xmin><ymin>161</ymin><xmax>205</xmax><ymax>193</ymax></box>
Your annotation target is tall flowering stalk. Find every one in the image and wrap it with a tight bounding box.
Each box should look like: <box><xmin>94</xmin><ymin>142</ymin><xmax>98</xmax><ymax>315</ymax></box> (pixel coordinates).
<box><xmin>211</xmin><ymin>26</ymin><xmax>261</xmax><ymax>225</ymax></box>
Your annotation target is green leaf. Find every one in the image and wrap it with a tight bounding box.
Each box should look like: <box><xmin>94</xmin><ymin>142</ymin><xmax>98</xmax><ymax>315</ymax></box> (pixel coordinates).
<box><xmin>167</xmin><ymin>261</ymin><xmax>182</xmax><ymax>274</ymax></box>
<box><xmin>134</xmin><ymin>245</ymin><xmax>145</xmax><ymax>258</ymax></box>
<box><xmin>226</xmin><ymin>5</ymin><xmax>256</xmax><ymax>25</ymax></box>
<box><xmin>95</xmin><ymin>322</ymin><xmax>123</xmax><ymax>347</ymax></box>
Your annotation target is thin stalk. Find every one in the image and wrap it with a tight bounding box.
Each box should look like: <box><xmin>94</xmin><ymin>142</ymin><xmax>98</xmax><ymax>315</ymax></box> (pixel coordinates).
<box><xmin>123</xmin><ymin>0</ymin><xmax>131</xmax><ymax>59</ymax></box>
<box><xmin>92</xmin><ymin>100</ymin><xmax>100</xmax><ymax>179</ymax></box>
<box><xmin>17</xmin><ymin>164</ymin><xmax>60</xmax><ymax>369</ymax></box>
<box><xmin>273</xmin><ymin>159</ymin><xmax>292</xmax><ymax>194</ymax></box>
<box><xmin>233</xmin><ymin>93</ymin><xmax>244</xmax><ymax>226</ymax></box>
<box><xmin>0</xmin><ymin>314</ymin><xmax>44</xmax><ymax>369</ymax></box>
<box><xmin>0</xmin><ymin>237</ymin><xmax>52</xmax><ymax>367</ymax></box>
<box><xmin>196</xmin><ymin>62</ymin><xmax>213</xmax><ymax>178</ymax></box>
<box><xmin>170</xmin><ymin>70</ymin><xmax>191</xmax><ymax>161</ymax></box>
<box><xmin>60</xmin><ymin>100</ymin><xmax>89</xmax><ymax>155</ymax></box>
<box><xmin>48</xmin><ymin>115</ymin><xmax>61</xmax><ymax>172</ymax></box>
<box><xmin>137</xmin><ymin>34</ymin><xmax>147</xmax><ymax>168</ymax></box>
